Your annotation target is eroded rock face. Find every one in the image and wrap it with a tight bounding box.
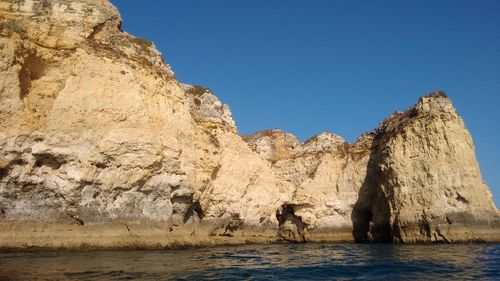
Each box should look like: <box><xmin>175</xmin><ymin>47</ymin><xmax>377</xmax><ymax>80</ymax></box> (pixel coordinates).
<box><xmin>244</xmin><ymin>130</ymin><xmax>366</xmax><ymax>242</ymax></box>
<box><xmin>1</xmin><ymin>0</ymin><xmax>119</xmax><ymax>49</ymax></box>
<box><xmin>0</xmin><ymin>0</ymin><xmax>285</xmax><ymax>231</ymax></box>
<box><xmin>0</xmin><ymin>0</ymin><xmax>498</xmax><ymax>249</ymax></box>
<box><xmin>1</xmin><ymin>0</ymin><xmax>184</xmax><ymax>224</ymax></box>
<box><xmin>183</xmin><ymin>84</ymin><xmax>236</xmax><ymax>130</ymax></box>
<box><xmin>245</xmin><ymin>93</ymin><xmax>500</xmax><ymax>243</ymax></box>
<box><xmin>365</xmin><ymin>93</ymin><xmax>500</xmax><ymax>243</ymax></box>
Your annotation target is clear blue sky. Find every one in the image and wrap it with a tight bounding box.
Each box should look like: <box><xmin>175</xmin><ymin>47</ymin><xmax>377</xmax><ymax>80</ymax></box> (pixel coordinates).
<box><xmin>111</xmin><ymin>0</ymin><xmax>500</xmax><ymax>207</ymax></box>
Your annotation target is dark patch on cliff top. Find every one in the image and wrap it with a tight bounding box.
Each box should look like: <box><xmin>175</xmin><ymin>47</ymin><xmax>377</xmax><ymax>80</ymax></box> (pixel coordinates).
<box><xmin>184</xmin><ymin>85</ymin><xmax>211</xmax><ymax>96</ymax></box>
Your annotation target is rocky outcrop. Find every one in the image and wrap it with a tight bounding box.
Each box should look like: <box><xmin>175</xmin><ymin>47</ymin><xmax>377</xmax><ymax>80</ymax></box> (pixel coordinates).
<box><xmin>0</xmin><ymin>0</ymin><xmax>285</xmax><ymax>241</ymax></box>
<box><xmin>0</xmin><ymin>0</ymin><xmax>498</xmax><ymax>250</ymax></box>
<box><xmin>183</xmin><ymin>84</ymin><xmax>236</xmax><ymax>130</ymax></box>
<box><xmin>354</xmin><ymin>92</ymin><xmax>500</xmax><ymax>243</ymax></box>
<box><xmin>244</xmin><ymin>130</ymin><xmax>366</xmax><ymax>242</ymax></box>
<box><xmin>1</xmin><ymin>0</ymin><xmax>196</xmax><ymax>226</ymax></box>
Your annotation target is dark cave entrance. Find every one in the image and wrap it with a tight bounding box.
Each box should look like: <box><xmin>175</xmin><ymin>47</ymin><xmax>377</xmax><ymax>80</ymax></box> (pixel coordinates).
<box><xmin>350</xmin><ymin>138</ymin><xmax>394</xmax><ymax>243</ymax></box>
<box><xmin>352</xmin><ymin>201</ymin><xmax>393</xmax><ymax>243</ymax></box>
<box><xmin>352</xmin><ymin>208</ymin><xmax>373</xmax><ymax>243</ymax></box>
<box><xmin>276</xmin><ymin>204</ymin><xmax>308</xmax><ymax>243</ymax></box>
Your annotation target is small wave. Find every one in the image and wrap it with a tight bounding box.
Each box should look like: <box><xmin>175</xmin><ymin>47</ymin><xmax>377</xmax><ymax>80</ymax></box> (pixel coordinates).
<box><xmin>0</xmin><ymin>243</ymin><xmax>498</xmax><ymax>280</ymax></box>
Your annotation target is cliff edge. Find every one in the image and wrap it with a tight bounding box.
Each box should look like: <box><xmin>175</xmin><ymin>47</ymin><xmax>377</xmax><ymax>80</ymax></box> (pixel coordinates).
<box><xmin>0</xmin><ymin>0</ymin><xmax>498</xmax><ymax>250</ymax></box>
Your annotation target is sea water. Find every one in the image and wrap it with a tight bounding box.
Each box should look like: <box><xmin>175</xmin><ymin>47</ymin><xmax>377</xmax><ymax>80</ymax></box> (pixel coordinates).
<box><xmin>0</xmin><ymin>243</ymin><xmax>499</xmax><ymax>280</ymax></box>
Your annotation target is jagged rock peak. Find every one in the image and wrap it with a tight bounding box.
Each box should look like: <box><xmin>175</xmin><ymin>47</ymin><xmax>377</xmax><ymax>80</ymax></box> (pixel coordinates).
<box><xmin>182</xmin><ymin>84</ymin><xmax>237</xmax><ymax>130</ymax></box>
<box><xmin>414</xmin><ymin>90</ymin><xmax>454</xmax><ymax>114</ymax></box>
<box><xmin>242</xmin><ymin>129</ymin><xmax>299</xmax><ymax>145</ymax></box>
<box><xmin>300</xmin><ymin>132</ymin><xmax>348</xmax><ymax>155</ymax></box>
<box><xmin>242</xmin><ymin>129</ymin><xmax>299</xmax><ymax>163</ymax></box>
<box><xmin>303</xmin><ymin>131</ymin><xmax>346</xmax><ymax>145</ymax></box>
<box><xmin>356</xmin><ymin>90</ymin><xmax>500</xmax><ymax>243</ymax></box>
<box><xmin>243</xmin><ymin>129</ymin><xmax>350</xmax><ymax>162</ymax></box>
<box><xmin>373</xmin><ymin>91</ymin><xmax>454</xmax><ymax>138</ymax></box>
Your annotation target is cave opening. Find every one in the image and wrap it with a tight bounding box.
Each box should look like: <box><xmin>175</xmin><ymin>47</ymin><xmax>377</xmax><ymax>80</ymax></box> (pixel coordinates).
<box><xmin>276</xmin><ymin>204</ymin><xmax>308</xmax><ymax>243</ymax></box>
<box><xmin>184</xmin><ymin>200</ymin><xmax>204</xmax><ymax>223</ymax></box>
<box><xmin>352</xmin><ymin>208</ymin><xmax>373</xmax><ymax>243</ymax></box>
<box><xmin>351</xmin><ymin>137</ymin><xmax>394</xmax><ymax>243</ymax></box>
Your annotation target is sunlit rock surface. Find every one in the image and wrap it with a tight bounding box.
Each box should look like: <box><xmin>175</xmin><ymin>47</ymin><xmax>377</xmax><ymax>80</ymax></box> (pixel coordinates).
<box><xmin>0</xmin><ymin>0</ymin><xmax>498</xmax><ymax>250</ymax></box>
<box><xmin>356</xmin><ymin>93</ymin><xmax>500</xmax><ymax>243</ymax></box>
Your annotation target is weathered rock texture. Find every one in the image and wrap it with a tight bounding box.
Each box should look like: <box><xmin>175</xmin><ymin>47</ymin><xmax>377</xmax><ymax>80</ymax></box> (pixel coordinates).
<box><xmin>243</xmin><ymin>130</ymin><xmax>364</xmax><ymax>242</ymax></box>
<box><xmin>0</xmin><ymin>0</ymin><xmax>498</xmax><ymax>250</ymax></box>
<box><xmin>353</xmin><ymin>93</ymin><xmax>500</xmax><ymax>243</ymax></box>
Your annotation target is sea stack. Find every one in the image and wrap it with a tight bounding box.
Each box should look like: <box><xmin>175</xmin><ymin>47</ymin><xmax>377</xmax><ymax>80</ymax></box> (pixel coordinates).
<box><xmin>0</xmin><ymin>0</ymin><xmax>498</xmax><ymax>250</ymax></box>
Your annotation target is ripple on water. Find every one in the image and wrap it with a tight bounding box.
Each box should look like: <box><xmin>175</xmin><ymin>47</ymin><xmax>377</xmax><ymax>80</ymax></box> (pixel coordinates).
<box><xmin>0</xmin><ymin>243</ymin><xmax>499</xmax><ymax>280</ymax></box>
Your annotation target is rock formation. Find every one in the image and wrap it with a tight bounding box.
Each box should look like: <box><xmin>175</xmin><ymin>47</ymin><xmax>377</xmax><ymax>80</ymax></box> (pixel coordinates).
<box><xmin>0</xmin><ymin>0</ymin><xmax>498</xmax><ymax>250</ymax></box>
<box><xmin>243</xmin><ymin>130</ymin><xmax>365</xmax><ymax>242</ymax></box>
<box><xmin>352</xmin><ymin>93</ymin><xmax>500</xmax><ymax>243</ymax></box>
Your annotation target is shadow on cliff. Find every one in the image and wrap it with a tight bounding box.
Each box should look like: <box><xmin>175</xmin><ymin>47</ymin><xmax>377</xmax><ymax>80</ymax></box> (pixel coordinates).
<box><xmin>351</xmin><ymin>137</ymin><xmax>393</xmax><ymax>243</ymax></box>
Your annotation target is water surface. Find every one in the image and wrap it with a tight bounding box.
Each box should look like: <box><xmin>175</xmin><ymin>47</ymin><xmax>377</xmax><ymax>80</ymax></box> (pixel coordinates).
<box><xmin>0</xmin><ymin>243</ymin><xmax>499</xmax><ymax>280</ymax></box>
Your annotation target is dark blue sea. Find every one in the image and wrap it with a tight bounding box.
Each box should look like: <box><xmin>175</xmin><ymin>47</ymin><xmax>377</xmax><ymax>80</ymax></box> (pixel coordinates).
<box><xmin>0</xmin><ymin>243</ymin><xmax>499</xmax><ymax>280</ymax></box>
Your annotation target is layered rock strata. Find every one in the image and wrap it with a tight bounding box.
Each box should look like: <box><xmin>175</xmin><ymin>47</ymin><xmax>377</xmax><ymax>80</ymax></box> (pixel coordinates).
<box><xmin>357</xmin><ymin>93</ymin><xmax>500</xmax><ymax>243</ymax></box>
<box><xmin>0</xmin><ymin>0</ymin><xmax>498</xmax><ymax>250</ymax></box>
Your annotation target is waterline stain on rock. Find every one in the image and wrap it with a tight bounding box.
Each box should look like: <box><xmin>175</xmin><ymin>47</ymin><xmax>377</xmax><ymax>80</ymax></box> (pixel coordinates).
<box><xmin>0</xmin><ymin>0</ymin><xmax>498</xmax><ymax>250</ymax></box>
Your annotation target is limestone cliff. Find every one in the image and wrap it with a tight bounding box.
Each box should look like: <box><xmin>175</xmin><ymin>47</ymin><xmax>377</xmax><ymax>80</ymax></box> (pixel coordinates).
<box><xmin>243</xmin><ymin>130</ymin><xmax>364</xmax><ymax>242</ymax></box>
<box><xmin>353</xmin><ymin>93</ymin><xmax>500</xmax><ymax>243</ymax></box>
<box><xmin>243</xmin><ymin>93</ymin><xmax>500</xmax><ymax>243</ymax></box>
<box><xmin>0</xmin><ymin>0</ymin><xmax>286</xmax><ymax>248</ymax></box>
<box><xmin>0</xmin><ymin>0</ymin><xmax>498</xmax><ymax>250</ymax></box>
